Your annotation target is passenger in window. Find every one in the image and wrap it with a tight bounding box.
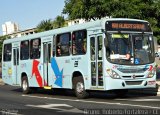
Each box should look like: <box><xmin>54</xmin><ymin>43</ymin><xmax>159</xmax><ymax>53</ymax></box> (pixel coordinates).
<box><xmin>33</xmin><ymin>39</ymin><xmax>39</xmax><ymax>49</ymax></box>
<box><xmin>57</xmin><ymin>46</ymin><xmax>61</xmax><ymax>56</ymax></box>
<box><xmin>31</xmin><ymin>39</ymin><xmax>40</xmax><ymax>59</ymax></box>
<box><xmin>21</xmin><ymin>41</ymin><xmax>29</xmax><ymax>60</ymax></box>
<box><xmin>72</xmin><ymin>43</ymin><xmax>77</xmax><ymax>54</ymax></box>
<box><xmin>110</xmin><ymin>38</ymin><xmax>131</xmax><ymax>60</ymax></box>
<box><xmin>83</xmin><ymin>40</ymin><xmax>87</xmax><ymax>53</ymax></box>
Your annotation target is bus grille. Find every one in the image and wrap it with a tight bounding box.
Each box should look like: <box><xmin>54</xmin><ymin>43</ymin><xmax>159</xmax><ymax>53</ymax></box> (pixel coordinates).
<box><xmin>122</xmin><ymin>75</ymin><xmax>144</xmax><ymax>79</ymax></box>
<box><xmin>117</xmin><ymin>68</ymin><xmax>147</xmax><ymax>73</ymax></box>
<box><xmin>125</xmin><ymin>81</ymin><xmax>143</xmax><ymax>85</ymax></box>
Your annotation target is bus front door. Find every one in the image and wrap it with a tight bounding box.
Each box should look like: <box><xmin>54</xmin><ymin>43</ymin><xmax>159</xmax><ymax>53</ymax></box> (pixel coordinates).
<box><xmin>13</xmin><ymin>47</ymin><xmax>19</xmax><ymax>85</ymax></box>
<box><xmin>90</xmin><ymin>35</ymin><xmax>104</xmax><ymax>88</ymax></box>
<box><xmin>43</xmin><ymin>42</ymin><xmax>51</xmax><ymax>86</ymax></box>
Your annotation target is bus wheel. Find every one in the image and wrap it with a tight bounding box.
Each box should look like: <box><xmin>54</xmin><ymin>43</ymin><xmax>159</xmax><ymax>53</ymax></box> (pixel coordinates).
<box><xmin>73</xmin><ymin>77</ymin><xmax>89</xmax><ymax>99</ymax></box>
<box><xmin>21</xmin><ymin>77</ymin><xmax>31</xmax><ymax>94</ymax></box>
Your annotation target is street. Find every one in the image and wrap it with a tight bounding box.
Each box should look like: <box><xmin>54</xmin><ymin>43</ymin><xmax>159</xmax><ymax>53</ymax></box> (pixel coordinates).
<box><xmin>0</xmin><ymin>84</ymin><xmax>160</xmax><ymax>115</ymax></box>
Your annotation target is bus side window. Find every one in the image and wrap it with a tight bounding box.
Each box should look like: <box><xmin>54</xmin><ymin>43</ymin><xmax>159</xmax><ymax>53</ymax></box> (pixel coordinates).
<box><xmin>30</xmin><ymin>38</ymin><xmax>41</xmax><ymax>59</ymax></box>
<box><xmin>3</xmin><ymin>44</ymin><xmax>12</xmax><ymax>62</ymax></box>
<box><xmin>72</xmin><ymin>30</ymin><xmax>87</xmax><ymax>55</ymax></box>
<box><xmin>56</xmin><ymin>33</ymin><xmax>71</xmax><ymax>57</ymax></box>
<box><xmin>20</xmin><ymin>40</ymin><xmax>29</xmax><ymax>60</ymax></box>
<box><xmin>98</xmin><ymin>36</ymin><xmax>102</xmax><ymax>60</ymax></box>
<box><xmin>90</xmin><ymin>37</ymin><xmax>95</xmax><ymax>61</ymax></box>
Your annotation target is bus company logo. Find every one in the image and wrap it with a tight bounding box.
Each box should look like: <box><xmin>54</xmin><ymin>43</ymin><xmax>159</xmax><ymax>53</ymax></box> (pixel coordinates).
<box><xmin>8</xmin><ymin>67</ymin><xmax>12</xmax><ymax>75</ymax></box>
<box><xmin>112</xmin><ymin>65</ymin><xmax>118</xmax><ymax>69</ymax></box>
<box><xmin>131</xmin><ymin>75</ymin><xmax>136</xmax><ymax>79</ymax></box>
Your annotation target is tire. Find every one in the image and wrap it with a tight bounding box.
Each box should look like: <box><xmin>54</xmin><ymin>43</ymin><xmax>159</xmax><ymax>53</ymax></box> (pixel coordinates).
<box><xmin>73</xmin><ymin>77</ymin><xmax>89</xmax><ymax>99</ymax></box>
<box><xmin>21</xmin><ymin>77</ymin><xmax>31</xmax><ymax>94</ymax></box>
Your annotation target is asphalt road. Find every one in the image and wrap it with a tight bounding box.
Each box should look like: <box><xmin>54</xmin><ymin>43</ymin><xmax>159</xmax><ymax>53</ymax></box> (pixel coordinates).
<box><xmin>0</xmin><ymin>84</ymin><xmax>160</xmax><ymax>115</ymax></box>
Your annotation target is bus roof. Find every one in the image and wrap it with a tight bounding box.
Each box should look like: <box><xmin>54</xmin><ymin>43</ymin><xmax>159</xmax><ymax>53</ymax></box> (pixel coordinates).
<box><xmin>3</xmin><ymin>18</ymin><xmax>149</xmax><ymax>44</ymax></box>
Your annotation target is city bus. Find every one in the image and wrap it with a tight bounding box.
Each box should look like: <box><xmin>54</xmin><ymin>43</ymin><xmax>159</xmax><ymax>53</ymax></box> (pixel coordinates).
<box><xmin>2</xmin><ymin>18</ymin><xmax>156</xmax><ymax>98</ymax></box>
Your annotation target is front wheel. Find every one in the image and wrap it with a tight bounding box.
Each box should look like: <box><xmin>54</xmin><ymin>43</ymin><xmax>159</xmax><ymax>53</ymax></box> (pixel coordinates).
<box><xmin>73</xmin><ymin>77</ymin><xmax>89</xmax><ymax>99</ymax></box>
<box><xmin>21</xmin><ymin>77</ymin><xmax>31</xmax><ymax>94</ymax></box>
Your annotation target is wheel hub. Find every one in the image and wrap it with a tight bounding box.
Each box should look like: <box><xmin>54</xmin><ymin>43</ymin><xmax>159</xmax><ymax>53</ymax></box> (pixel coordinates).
<box><xmin>76</xmin><ymin>82</ymin><xmax>84</xmax><ymax>93</ymax></box>
<box><xmin>22</xmin><ymin>80</ymin><xmax>28</xmax><ymax>91</ymax></box>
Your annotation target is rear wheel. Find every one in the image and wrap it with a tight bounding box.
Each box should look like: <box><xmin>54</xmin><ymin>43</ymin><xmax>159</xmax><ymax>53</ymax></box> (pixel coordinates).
<box><xmin>73</xmin><ymin>77</ymin><xmax>89</xmax><ymax>99</ymax></box>
<box><xmin>21</xmin><ymin>77</ymin><xmax>31</xmax><ymax>94</ymax></box>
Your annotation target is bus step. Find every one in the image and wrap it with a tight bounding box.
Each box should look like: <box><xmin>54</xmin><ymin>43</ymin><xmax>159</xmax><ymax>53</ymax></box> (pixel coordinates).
<box><xmin>43</xmin><ymin>86</ymin><xmax>52</xmax><ymax>90</ymax></box>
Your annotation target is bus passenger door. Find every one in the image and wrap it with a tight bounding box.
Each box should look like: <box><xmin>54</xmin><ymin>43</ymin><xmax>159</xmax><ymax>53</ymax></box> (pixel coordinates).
<box><xmin>90</xmin><ymin>35</ymin><xmax>104</xmax><ymax>88</ymax></box>
<box><xmin>43</xmin><ymin>42</ymin><xmax>51</xmax><ymax>86</ymax></box>
<box><xmin>13</xmin><ymin>47</ymin><xmax>19</xmax><ymax>85</ymax></box>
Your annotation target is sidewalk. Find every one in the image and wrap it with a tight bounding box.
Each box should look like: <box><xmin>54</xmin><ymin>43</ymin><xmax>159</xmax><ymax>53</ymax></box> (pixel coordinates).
<box><xmin>0</xmin><ymin>78</ymin><xmax>4</xmax><ymax>85</ymax></box>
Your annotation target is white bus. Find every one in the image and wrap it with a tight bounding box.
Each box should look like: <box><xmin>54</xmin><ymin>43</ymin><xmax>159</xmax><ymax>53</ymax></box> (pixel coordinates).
<box><xmin>2</xmin><ymin>18</ymin><xmax>156</xmax><ymax>98</ymax></box>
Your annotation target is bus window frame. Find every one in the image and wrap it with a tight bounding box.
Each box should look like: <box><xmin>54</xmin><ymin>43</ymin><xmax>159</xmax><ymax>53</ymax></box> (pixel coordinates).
<box><xmin>3</xmin><ymin>43</ymin><xmax>12</xmax><ymax>62</ymax></box>
<box><xmin>30</xmin><ymin>38</ymin><xmax>41</xmax><ymax>59</ymax></box>
<box><xmin>56</xmin><ymin>32</ymin><xmax>71</xmax><ymax>57</ymax></box>
<box><xmin>20</xmin><ymin>40</ymin><xmax>30</xmax><ymax>60</ymax></box>
<box><xmin>72</xmin><ymin>29</ymin><xmax>87</xmax><ymax>55</ymax></box>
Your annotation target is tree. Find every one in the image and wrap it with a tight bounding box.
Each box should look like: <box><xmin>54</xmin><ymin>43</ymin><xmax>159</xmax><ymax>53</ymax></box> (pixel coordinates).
<box><xmin>53</xmin><ymin>16</ymin><xmax>66</xmax><ymax>29</ymax></box>
<box><xmin>36</xmin><ymin>19</ymin><xmax>53</xmax><ymax>32</ymax></box>
<box><xmin>36</xmin><ymin>16</ymin><xmax>66</xmax><ymax>33</ymax></box>
<box><xmin>63</xmin><ymin>0</ymin><xmax>160</xmax><ymax>39</ymax></box>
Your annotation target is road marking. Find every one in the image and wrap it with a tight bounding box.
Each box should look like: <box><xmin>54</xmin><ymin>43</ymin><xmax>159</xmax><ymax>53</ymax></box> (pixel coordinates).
<box><xmin>115</xmin><ymin>98</ymin><xmax>160</xmax><ymax>101</ymax></box>
<box><xmin>26</xmin><ymin>104</ymin><xmax>83</xmax><ymax>113</ymax></box>
<box><xmin>22</xmin><ymin>95</ymin><xmax>121</xmax><ymax>105</ymax></box>
<box><xmin>22</xmin><ymin>95</ymin><xmax>160</xmax><ymax>109</ymax></box>
<box><xmin>0</xmin><ymin>110</ymin><xmax>22</xmax><ymax>115</ymax></box>
<box><xmin>26</xmin><ymin>104</ymin><xmax>72</xmax><ymax>108</ymax></box>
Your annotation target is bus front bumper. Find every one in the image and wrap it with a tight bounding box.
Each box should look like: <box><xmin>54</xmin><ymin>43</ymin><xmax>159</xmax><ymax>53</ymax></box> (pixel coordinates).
<box><xmin>105</xmin><ymin>77</ymin><xmax>156</xmax><ymax>90</ymax></box>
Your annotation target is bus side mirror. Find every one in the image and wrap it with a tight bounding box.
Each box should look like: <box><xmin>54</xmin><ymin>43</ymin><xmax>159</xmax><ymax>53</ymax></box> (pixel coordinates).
<box><xmin>155</xmin><ymin>52</ymin><xmax>159</xmax><ymax>57</ymax></box>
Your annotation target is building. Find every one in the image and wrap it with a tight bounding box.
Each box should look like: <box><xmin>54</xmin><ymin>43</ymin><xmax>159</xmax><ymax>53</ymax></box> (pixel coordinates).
<box><xmin>2</xmin><ymin>21</ymin><xmax>19</xmax><ymax>35</ymax></box>
<box><xmin>8</xmin><ymin>28</ymin><xmax>36</xmax><ymax>38</ymax></box>
<box><xmin>1</xmin><ymin>21</ymin><xmax>36</xmax><ymax>38</ymax></box>
<box><xmin>67</xmin><ymin>19</ymin><xmax>88</xmax><ymax>26</ymax></box>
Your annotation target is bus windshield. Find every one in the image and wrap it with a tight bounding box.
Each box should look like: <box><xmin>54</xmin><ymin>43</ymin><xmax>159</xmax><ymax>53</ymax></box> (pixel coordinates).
<box><xmin>106</xmin><ymin>33</ymin><xmax>155</xmax><ymax>65</ymax></box>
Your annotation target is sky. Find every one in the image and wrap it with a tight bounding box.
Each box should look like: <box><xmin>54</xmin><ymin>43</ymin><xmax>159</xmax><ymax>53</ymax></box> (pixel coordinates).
<box><xmin>0</xmin><ymin>0</ymin><xmax>65</xmax><ymax>35</ymax></box>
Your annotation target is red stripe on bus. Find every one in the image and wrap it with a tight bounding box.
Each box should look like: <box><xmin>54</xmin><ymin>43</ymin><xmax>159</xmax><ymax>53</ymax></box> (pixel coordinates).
<box><xmin>32</xmin><ymin>60</ymin><xmax>43</xmax><ymax>87</ymax></box>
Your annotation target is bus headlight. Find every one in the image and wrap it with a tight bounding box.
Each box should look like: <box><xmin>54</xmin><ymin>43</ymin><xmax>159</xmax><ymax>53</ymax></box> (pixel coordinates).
<box><xmin>147</xmin><ymin>69</ymin><xmax>155</xmax><ymax>78</ymax></box>
<box><xmin>107</xmin><ymin>69</ymin><xmax>120</xmax><ymax>79</ymax></box>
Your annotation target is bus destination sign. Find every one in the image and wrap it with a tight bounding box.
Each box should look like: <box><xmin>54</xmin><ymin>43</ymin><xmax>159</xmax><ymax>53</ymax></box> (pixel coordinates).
<box><xmin>106</xmin><ymin>21</ymin><xmax>151</xmax><ymax>32</ymax></box>
<box><xmin>112</xmin><ymin>23</ymin><xmax>145</xmax><ymax>30</ymax></box>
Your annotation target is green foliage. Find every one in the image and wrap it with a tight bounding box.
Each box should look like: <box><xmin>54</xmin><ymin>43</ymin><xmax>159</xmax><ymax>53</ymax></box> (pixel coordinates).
<box><xmin>36</xmin><ymin>16</ymin><xmax>66</xmax><ymax>33</ymax></box>
<box><xmin>36</xmin><ymin>19</ymin><xmax>53</xmax><ymax>32</ymax></box>
<box><xmin>63</xmin><ymin>0</ymin><xmax>160</xmax><ymax>39</ymax></box>
<box><xmin>53</xmin><ymin>16</ymin><xmax>65</xmax><ymax>29</ymax></box>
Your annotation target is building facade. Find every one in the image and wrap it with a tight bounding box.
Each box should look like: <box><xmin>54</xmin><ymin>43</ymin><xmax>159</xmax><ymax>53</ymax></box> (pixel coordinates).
<box><xmin>8</xmin><ymin>28</ymin><xmax>36</xmax><ymax>38</ymax></box>
<box><xmin>2</xmin><ymin>21</ymin><xmax>19</xmax><ymax>35</ymax></box>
